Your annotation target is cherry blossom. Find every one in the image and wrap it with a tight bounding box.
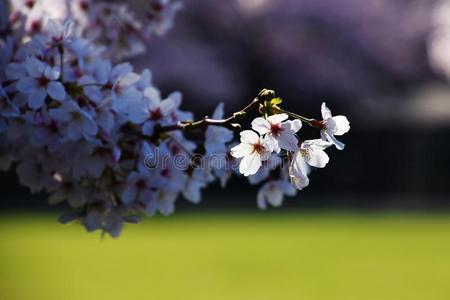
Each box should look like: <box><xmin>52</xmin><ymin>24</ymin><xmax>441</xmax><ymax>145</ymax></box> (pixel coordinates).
<box><xmin>16</xmin><ymin>56</ymin><xmax>66</xmax><ymax>109</ymax></box>
<box><xmin>257</xmin><ymin>180</ymin><xmax>297</xmax><ymax>210</ymax></box>
<box><xmin>183</xmin><ymin>168</ymin><xmax>215</xmax><ymax>204</ymax></box>
<box><xmin>252</xmin><ymin>113</ymin><xmax>302</xmax><ymax>152</ymax></box>
<box><xmin>48</xmin><ymin>101</ymin><xmax>98</xmax><ymax>141</ymax></box>
<box><xmin>289</xmin><ymin>139</ymin><xmax>332</xmax><ymax>190</ymax></box>
<box><xmin>122</xmin><ymin>168</ymin><xmax>158</xmax><ymax>204</ymax></box>
<box><xmin>231</xmin><ymin>130</ymin><xmax>271</xmax><ymax>176</ymax></box>
<box><xmin>320</xmin><ymin>103</ymin><xmax>350</xmax><ymax>150</ymax></box>
<box><xmin>128</xmin><ymin>87</ymin><xmax>175</xmax><ymax>129</ymax></box>
<box><xmin>46</xmin><ymin>19</ymin><xmax>75</xmax><ymax>47</ymax></box>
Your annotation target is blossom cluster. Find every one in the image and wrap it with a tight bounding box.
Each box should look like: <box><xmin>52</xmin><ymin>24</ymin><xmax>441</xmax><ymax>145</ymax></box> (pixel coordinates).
<box><xmin>230</xmin><ymin>102</ymin><xmax>349</xmax><ymax>209</ymax></box>
<box><xmin>0</xmin><ymin>1</ymin><xmax>350</xmax><ymax>237</ymax></box>
<box><xmin>6</xmin><ymin>0</ymin><xmax>182</xmax><ymax>62</ymax></box>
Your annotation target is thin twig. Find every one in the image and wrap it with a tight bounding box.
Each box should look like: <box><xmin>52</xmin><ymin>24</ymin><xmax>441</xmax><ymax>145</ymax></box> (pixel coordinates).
<box><xmin>154</xmin><ymin>97</ymin><xmax>260</xmax><ymax>135</ymax></box>
<box><xmin>272</xmin><ymin>107</ymin><xmax>315</xmax><ymax>126</ymax></box>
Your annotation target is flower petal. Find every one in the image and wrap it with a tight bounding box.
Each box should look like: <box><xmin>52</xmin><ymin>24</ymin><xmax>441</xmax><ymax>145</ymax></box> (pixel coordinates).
<box><xmin>46</xmin><ymin>81</ymin><xmax>66</xmax><ymax>101</ymax></box>
<box><xmin>239</xmin><ymin>153</ymin><xmax>262</xmax><ymax>176</ymax></box>
<box><xmin>251</xmin><ymin>117</ymin><xmax>270</xmax><ymax>135</ymax></box>
<box><xmin>278</xmin><ymin>180</ymin><xmax>297</xmax><ymax>196</ymax></box>
<box><xmin>160</xmin><ymin>98</ymin><xmax>175</xmax><ymax>115</ymax></box>
<box><xmin>240</xmin><ymin>130</ymin><xmax>260</xmax><ymax>144</ymax></box>
<box><xmin>128</xmin><ymin>102</ymin><xmax>149</xmax><ymax>124</ymax></box>
<box><xmin>277</xmin><ymin>132</ymin><xmax>299</xmax><ymax>152</ymax></box>
<box><xmin>324</xmin><ymin>131</ymin><xmax>345</xmax><ymax>150</ymax></box>
<box><xmin>46</xmin><ymin>19</ymin><xmax>60</xmax><ymax>38</ymax></box>
<box><xmin>119</xmin><ymin>72</ymin><xmax>140</xmax><ymax>86</ymax></box>
<box><xmin>306</xmin><ymin>148</ymin><xmax>329</xmax><ymax>168</ymax></box>
<box><xmin>288</xmin><ymin>119</ymin><xmax>302</xmax><ymax>133</ymax></box>
<box><xmin>26</xmin><ymin>56</ymin><xmax>45</xmax><ymax>78</ymax></box>
<box><xmin>263</xmin><ymin>134</ymin><xmax>279</xmax><ymax>153</ymax></box>
<box><xmin>167</xmin><ymin>91</ymin><xmax>182</xmax><ymax>107</ymax></box>
<box><xmin>122</xmin><ymin>184</ymin><xmax>137</xmax><ymax>204</ymax></box>
<box><xmin>17</xmin><ymin>77</ymin><xmax>38</xmax><ymax>93</ymax></box>
<box><xmin>321</xmin><ymin>102</ymin><xmax>332</xmax><ymax>120</ymax></box>
<box><xmin>27</xmin><ymin>88</ymin><xmax>47</xmax><ymax>109</ymax></box>
<box><xmin>257</xmin><ymin>188</ymin><xmax>268</xmax><ymax>210</ymax></box>
<box><xmin>267</xmin><ymin>113</ymin><xmax>288</xmax><ymax>124</ymax></box>
<box><xmin>331</xmin><ymin>115</ymin><xmax>350</xmax><ymax>135</ymax></box>
<box><xmin>230</xmin><ymin>143</ymin><xmax>252</xmax><ymax>158</ymax></box>
<box><xmin>212</xmin><ymin>102</ymin><xmax>224</xmax><ymax>119</ymax></box>
<box><xmin>267</xmin><ymin>188</ymin><xmax>284</xmax><ymax>207</ymax></box>
<box><xmin>49</xmin><ymin>107</ymin><xmax>71</xmax><ymax>122</ymax></box>
<box><xmin>81</xmin><ymin>114</ymin><xmax>98</xmax><ymax>136</ymax></box>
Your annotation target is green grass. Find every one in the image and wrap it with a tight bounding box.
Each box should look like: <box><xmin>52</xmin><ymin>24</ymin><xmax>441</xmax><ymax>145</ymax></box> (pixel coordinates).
<box><xmin>1</xmin><ymin>212</ymin><xmax>450</xmax><ymax>300</ymax></box>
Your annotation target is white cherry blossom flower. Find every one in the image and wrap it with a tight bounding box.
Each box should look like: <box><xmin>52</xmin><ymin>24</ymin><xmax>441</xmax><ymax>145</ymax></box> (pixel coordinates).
<box><xmin>320</xmin><ymin>103</ymin><xmax>350</xmax><ymax>150</ymax></box>
<box><xmin>122</xmin><ymin>169</ymin><xmax>159</xmax><ymax>205</ymax></box>
<box><xmin>289</xmin><ymin>157</ymin><xmax>310</xmax><ymax>191</ymax></box>
<box><xmin>289</xmin><ymin>139</ymin><xmax>332</xmax><ymax>190</ymax></box>
<box><xmin>49</xmin><ymin>101</ymin><xmax>98</xmax><ymax>141</ymax></box>
<box><xmin>111</xmin><ymin>71</ymin><xmax>141</xmax><ymax>114</ymax></box>
<box><xmin>231</xmin><ymin>130</ymin><xmax>271</xmax><ymax>176</ymax></box>
<box><xmin>16</xmin><ymin>56</ymin><xmax>66</xmax><ymax>109</ymax></box>
<box><xmin>129</xmin><ymin>87</ymin><xmax>176</xmax><ymax>135</ymax></box>
<box><xmin>46</xmin><ymin>19</ymin><xmax>75</xmax><ymax>47</ymax></box>
<box><xmin>146</xmin><ymin>190</ymin><xmax>178</xmax><ymax>216</ymax></box>
<box><xmin>252</xmin><ymin>113</ymin><xmax>302</xmax><ymax>152</ymax></box>
<box><xmin>257</xmin><ymin>180</ymin><xmax>297</xmax><ymax>210</ymax></box>
<box><xmin>183</xmin><ymin>168</ymin><xmax>215</xmax><ymax>204</ymax></box>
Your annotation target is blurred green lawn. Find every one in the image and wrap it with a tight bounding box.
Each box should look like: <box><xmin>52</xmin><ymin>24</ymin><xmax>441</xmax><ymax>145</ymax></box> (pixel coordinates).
<box><xmin>1</xmin><ymin>212</ymin><xmax>450</xmax><ymax>300</ymax></box>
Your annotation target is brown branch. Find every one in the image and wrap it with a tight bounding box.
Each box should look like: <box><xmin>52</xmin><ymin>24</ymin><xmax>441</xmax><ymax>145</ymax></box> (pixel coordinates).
<box><xmin>122</xmin><ymin>89</ymin><xmax>275</xmax><ymax>140</ymax></box>
<box><xmin>153</xmin><ymin>95</ymin><xmax>262</xmax><ymax>136</ymax></box>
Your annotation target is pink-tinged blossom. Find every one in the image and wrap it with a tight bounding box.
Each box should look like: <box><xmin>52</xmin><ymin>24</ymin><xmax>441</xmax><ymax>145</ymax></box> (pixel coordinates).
<box><xmin>46</xmin><ymin>19</ymin><xmax>75</xmax><ymax>47</ymax></box>
<box><xmin>252</xmin><ymin>113</ymin><xmax>302</xmax><ymax>152</ymax></box>
<box><xmin>231</xmin><ymin>130</ymin><xmax>271</xmax><ymax>176</ymax></box>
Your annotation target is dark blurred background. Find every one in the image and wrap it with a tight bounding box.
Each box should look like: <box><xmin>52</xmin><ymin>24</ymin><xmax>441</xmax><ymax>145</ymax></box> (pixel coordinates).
<box><xmin>3</xmin><ymin>0</ymin><xmax>450</xmax><ymax>211</ymax></box>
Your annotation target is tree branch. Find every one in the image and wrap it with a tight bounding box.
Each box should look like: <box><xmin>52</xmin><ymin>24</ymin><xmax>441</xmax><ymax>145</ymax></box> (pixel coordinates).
<box><xmin>122</xmin><ymin>89</ymin><xmax>278</xmax><ymax>140</ymax></box>
<box><xmin>153</xmin><ymin>95</ymin><xmax>261</xmax><ymax>135</ymax></box>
